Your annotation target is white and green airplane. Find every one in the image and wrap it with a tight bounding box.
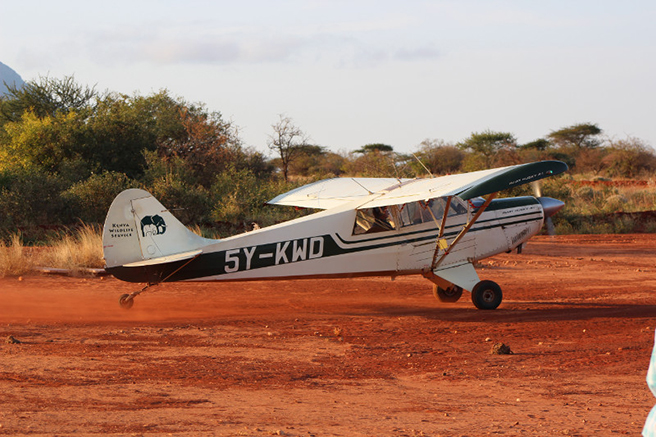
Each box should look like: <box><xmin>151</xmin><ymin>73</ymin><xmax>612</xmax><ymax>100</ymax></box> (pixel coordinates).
<box><xmin>103</xmin><ymin>160</ymin><xmax>567</xmax><ymax>310</ymax></box>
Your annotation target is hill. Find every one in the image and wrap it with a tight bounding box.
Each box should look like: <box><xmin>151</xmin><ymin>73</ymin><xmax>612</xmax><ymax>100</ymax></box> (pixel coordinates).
<box><xmin>0</xmin><ymin>61</ymin><xmax>24</xmax><ymax>96</ymax></box>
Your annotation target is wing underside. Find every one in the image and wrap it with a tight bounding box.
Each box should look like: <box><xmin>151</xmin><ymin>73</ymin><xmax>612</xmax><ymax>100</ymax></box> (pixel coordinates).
<box><xmin>267</xmin><ymin>177</ymin><xmax>407</xmax><ymax>209</ymax></box>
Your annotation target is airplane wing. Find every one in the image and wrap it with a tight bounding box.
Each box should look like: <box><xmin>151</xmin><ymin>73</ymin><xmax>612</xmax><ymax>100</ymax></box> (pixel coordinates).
<box><xmin>359</xmin><ymin>160</ymin><xmax>568</xmax><ymax>209</ymax></box>
<box><xmin>267</xmin><ymin>161</ymin><xmax>567</xmax><ymax>210</ymax></box>
<box><xmin>267</xmin><ymin>177</ymin><xmax>409</xmax><ymax>209</ymax></box>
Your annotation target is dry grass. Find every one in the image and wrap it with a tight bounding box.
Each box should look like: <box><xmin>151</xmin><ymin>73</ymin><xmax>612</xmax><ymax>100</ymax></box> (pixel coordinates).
<box><xmin>0</xmin><ymin>225</ymin><xmax>105</xmax><ymax>278</ymax></box>
<box><xmin>39</xmin><ymin>225</ymin><xmax>105</xmax><ymax>271</ymax></box>
<box><xmin>0</xmin><ymin>234</ymin><xmax>33</xmax><ymax>277</ymax></box>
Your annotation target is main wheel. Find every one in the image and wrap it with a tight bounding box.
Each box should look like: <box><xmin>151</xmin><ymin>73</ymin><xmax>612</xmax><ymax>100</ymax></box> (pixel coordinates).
<box><xmin>471</xmin><ymin>280</ymin><xmax>502</xmax><ymax>310</ymax></box>
<box><xmin>433</xmin><ymin>284</ymin><xmax>463</xmax><ymax>303</ymax></box>
<box><xmin>119</xmin><ymin>294</ymin><xmax>134</xmax><ymax>310</ymax></box>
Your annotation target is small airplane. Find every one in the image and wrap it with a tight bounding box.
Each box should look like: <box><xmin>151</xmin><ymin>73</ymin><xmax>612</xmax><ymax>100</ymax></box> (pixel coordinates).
<box><xmin>102</xmin><ymin>160</ymin><xmax>567</xmax><ymax>310</ymax></box>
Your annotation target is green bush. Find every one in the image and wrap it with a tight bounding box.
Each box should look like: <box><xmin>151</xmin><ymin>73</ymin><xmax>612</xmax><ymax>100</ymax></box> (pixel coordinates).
<box><xmin>210</xmin><ymin>167</ymin><xmax>307</xmax><ymax>234</ymax></box>
<box><xmin>149</xmin><ymin>175</ymin><xmax>212</xmax><ymax>225</ymax></box>
<box><xmin>0</xmin><ymin>168</ymin><xmax>72</xmax><ymax>233</ymax></box>
<box><xmin>63</xmin><ymin>171</ymin><xmax>137</xmax><ymax>223</ymax></box>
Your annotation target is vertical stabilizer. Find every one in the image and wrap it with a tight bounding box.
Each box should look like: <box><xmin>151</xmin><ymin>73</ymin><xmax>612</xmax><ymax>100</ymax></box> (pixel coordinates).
<box><xmin>102</xmin><ymin>189</ymin><xmax>211</xmax><ymax>268</ymax></box>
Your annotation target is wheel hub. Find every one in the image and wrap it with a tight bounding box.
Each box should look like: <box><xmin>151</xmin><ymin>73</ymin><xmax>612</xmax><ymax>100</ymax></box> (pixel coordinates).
<box><xmin>482</xmin><ymin>289</ymin><xmax>495</xmax><ymax>302</ymax></box>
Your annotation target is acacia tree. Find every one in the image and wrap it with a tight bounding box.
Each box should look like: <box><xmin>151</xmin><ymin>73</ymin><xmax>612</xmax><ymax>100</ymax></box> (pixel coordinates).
<box><xmin>0</xmin><ymin>75</ymin><xmax>96</xmax><ymax>123</ymax></box>
<box><xmin>355</xmin><ymin>143</ymin><xmax>394</xmax><ymax>154</ymax></box>
<box><xmin>267</xmin><ymin>115</ymin><xmax>310</xmax><ymax>181</ymax></box>
<box><xmin>457</xmin><ymin>130</ymin><xmax>517</xmax><ymax>169</ymax></box>
<box><xmin>548</xmin><ymin>123</ymin><xmax>603</xmax><ymax>150</ymax></box>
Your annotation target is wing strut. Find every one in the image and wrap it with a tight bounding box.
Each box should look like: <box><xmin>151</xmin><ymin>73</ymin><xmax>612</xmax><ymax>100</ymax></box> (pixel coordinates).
<box><xmin>430</xmin><ymin>192</ymin><xmax>497</xmax><ymax>270</ymax></box>
<box><xmin>424</xmin><ymin>195</ymin><xmax>453</xmax><ymax>272</ymax></box>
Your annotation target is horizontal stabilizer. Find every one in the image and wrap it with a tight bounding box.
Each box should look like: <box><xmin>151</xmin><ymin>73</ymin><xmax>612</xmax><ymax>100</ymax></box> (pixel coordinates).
<box><xmin>123</xmin><ymin>249</ymin><xmax>203</xmax><ymax>268</ymax></box>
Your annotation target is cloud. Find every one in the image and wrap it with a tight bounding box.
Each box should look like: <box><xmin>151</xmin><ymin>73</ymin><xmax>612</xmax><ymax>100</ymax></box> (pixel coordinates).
<box><xmin>394</xmin><ymin>45</ymin><xmax>440</xmax><ymax>61</ymax></box>
<box><xmin>84</xmin><ymin>27</ymin><xmax>440</xmax><ymax>69</ymax></box>
<box><xmin>141</xmin><ymin>38</ymin><xmax>301</xmax><ymax>65</ymax></box>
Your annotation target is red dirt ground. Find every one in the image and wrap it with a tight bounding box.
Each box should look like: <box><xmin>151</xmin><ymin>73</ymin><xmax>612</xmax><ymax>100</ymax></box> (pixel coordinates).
<box><xmin>1</xmin><ymin>234</ymin><xmax>655</xmax><ymax>436</ymax></box>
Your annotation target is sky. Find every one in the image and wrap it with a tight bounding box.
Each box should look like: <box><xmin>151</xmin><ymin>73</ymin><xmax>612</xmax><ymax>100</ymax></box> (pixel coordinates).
<box><xmin>1</xmin><ymin>0</ymin><xmax>655</xmax><ymax>155</ymax></box>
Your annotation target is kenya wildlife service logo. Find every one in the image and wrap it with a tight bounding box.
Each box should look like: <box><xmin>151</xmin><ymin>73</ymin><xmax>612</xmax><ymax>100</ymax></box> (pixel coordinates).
<box><xmin>140</xmin><ymin>214</ymin><xmax>166</xmax><ymax>237</ymax></box>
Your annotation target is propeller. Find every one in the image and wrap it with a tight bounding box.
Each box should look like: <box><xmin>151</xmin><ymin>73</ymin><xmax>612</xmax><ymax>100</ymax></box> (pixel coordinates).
<box><xmin>532</xmin><ymin>181</ymin><xmax>564</xmax><ymax>236</ymax></box>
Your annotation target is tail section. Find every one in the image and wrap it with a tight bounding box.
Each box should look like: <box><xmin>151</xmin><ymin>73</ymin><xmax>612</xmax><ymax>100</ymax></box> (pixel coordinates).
<box><xmin>103</xmin><ymin>189</ymin><xmax>210</xmax><ymax>269</ymax></box>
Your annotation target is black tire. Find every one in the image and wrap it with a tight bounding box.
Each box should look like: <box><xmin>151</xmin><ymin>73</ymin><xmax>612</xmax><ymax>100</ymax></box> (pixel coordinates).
<box><xmin>471</xmin><ymin>280</ymin><xmax>502</xmax><ymax>310</ymax></box>
<box><xmin>119</xmin><ymin>294</ymin><xmax>134</xmax><ymax>310</ymax></box>
<box><xmin>433</xmin><ymin>284</ymin><xmax>463</xmax><ymax>303</ymax></box>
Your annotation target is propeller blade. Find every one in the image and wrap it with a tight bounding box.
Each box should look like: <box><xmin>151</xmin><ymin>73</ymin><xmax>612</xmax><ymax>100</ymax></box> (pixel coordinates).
<box><xmin>537</xmin><ymin>197</ymin><xmax>564</xmax><ymax>236</ymax></box>
<box><xmin>545</xmin><ymin>217</ymin><xmax>556</xmax><ymax>236</ymax></box>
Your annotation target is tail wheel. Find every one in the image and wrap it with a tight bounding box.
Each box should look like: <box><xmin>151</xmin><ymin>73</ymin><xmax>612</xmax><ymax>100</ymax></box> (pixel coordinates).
<box><xmin>471</xmin><ymin>280</ymin><xmax>502</xmax><ymax>310</ymax></box>
<box><xmin>119</xmin><ymin>294</ymin><xmax>134</xmax><ymax>310</ymax></box>
<box><xmin>433</xmin><ymin>284</ymin><xmax>463</xmax><ymax>303</ymax></box>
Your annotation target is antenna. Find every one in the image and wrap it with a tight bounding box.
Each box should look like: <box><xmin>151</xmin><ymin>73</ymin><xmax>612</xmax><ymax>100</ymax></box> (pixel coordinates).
<box><xmin>412</xmin><ymin>153</ymin><xmax>434</xmax><ymax>178</ymax></box>
<box><xmin>351</xmin><ymin>178</ymin><xmax>374</xmax><ymax>194</ymax></box>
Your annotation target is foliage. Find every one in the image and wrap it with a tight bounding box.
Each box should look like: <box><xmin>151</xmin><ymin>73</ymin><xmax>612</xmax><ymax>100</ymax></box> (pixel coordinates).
<box><xmin>156</xmin><ymin>101</ymin><xmax>245</xmax><ymax>187</ymax></box>
<box><xmin>63</xmin><ymin>172</ymin><xmax>137</xmax><ymax>223</ymax></box>
<box><xmin>548</xmin><ymin>122</ymin><xmax>602</xmax><ymax>150</ymax></box>
<box><xmin>210</xmin><ymin>166</ymin><xmax>307</xmax><ymax>234</ymax></box>
<box><xmin>0</xmin><ymin>110</ymin><xmax>88</xmax><ymax>174</ymax></box>
<box><xmin>0</xmin><ymin>75</ymin><xmax>96</xmax><ymax>124</ymax></box>
<box><xmin>0</xmin><ymin>168</ymin><xmax>72</xmax><ymax>232</ymax></box>
<box><xmin>149</xmin><ymin>172</ymin><xmax>212</xmax><ymax>226</ymax></box>
<box><xmin>412</xmin><ymin>139</ymin><xmax>464</xmax><ymax>176</ymax></box>
<box><xmin>286</xmin><ymin>145</ymin><xmax>346</xmax><ymax>178</ymax></box>
<box><xmin>602</xmin><ymin>137</ymin><xmax>656</xmax><ymax>177</ymax></box>
<box><xmin>521</xmin><ymin>138</ymin><xmax>551</xmax><ymax>151</ymax></box>
<box><xmin>355</xmin><ymin>143</ymin><xmax>394</xmax><ymax>154</ymax></box>
<box><xmin>457</xmin><ymin>130</ymin><xmax>517</xmax><ymax>169</ymax></box>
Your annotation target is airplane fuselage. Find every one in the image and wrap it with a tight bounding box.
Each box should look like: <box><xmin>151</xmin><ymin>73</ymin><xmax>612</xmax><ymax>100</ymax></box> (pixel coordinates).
<box><xmin>105</xmin><ymin>195</ymin><xmax>544</xmax><ymax>285</ymax></box>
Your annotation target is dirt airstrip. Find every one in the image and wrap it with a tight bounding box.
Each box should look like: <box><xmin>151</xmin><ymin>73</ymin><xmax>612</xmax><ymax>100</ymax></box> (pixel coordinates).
<box><xmin>1</xmin><ymin>234</ymin><xmax>656</xmax><ymax>436</ymax></box>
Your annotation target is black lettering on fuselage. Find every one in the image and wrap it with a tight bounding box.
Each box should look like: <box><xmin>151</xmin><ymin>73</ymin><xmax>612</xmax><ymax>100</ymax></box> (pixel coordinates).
<box><xmin>223</xmin><ymin>236</ymin><xmax>326</xmax><ymax>274</ymax></box>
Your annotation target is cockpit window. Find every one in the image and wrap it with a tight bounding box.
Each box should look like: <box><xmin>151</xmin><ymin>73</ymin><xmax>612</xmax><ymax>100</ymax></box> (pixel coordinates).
<box><xmin>353</xmin><ymin>206</ymin><xmax>397</xmax><ymax>235</ymax></box>
<box><xmin>352</xmin><ymin>198</ymin><xmax>468</xmax><ymax>234</ymax></box>
<box><xmin>399</xmin><ymin>198</ymin><xmax>467</xmax><ymax>228</ymax></box>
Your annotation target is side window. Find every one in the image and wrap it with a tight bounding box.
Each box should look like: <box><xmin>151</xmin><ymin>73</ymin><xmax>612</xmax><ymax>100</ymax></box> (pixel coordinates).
<box><xmin>400</xmin><ymin>200</ymin><xmax>441</xmax><ymax>227</ymax></box>
<box><xmin>427</xmin><ymin>198</ymin><xmax>446</xmax><ymax>219</ymax></box>
<box><xmin>448</xmin><ymin>198</ymin><xmax>468</xmax><ymax>215</ymax></box>
<box><xmin>399</xmin><ymin>202</ymin><xmax>425</xmax><ymax>226</ymax></box>
<box><xmin>353</xmin><ymin>207</ymin><xmax>397</xmax><ymax>235</ymax></box>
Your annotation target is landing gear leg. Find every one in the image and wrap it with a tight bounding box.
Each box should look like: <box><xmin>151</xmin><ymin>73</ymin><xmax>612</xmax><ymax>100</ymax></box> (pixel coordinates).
<box><xmin>471</xmin><ymin>280</ymin><xmax>503</xmax><ymax>310</ymax></box>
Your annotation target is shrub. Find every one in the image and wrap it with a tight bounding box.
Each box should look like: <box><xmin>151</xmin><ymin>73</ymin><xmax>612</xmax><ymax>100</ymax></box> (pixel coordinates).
<box><xmin>0</xmin><ymin>168</ymin><xmax>72</xmax><ymax>233</ymax></box>
<box><xmin>210</xmin><ymin>167</ymin><xmax>307</xmax><ymax>234</ymax></box>
<box><xmin>575</xmin><ymin>186</ymin><xmax>595</xmax><ymax>200</ymax></box>
<box><xmin>149</xmin><ymin>174</ymin><xmax>212</xmax><ymax>225</ymax></box>
<box><xmin>604</xmin><ymin>194</ymin><xmax>628</xmax><ymax>213</ymax></box>
<box><xmin>63</xmin><ymin>171</ymin><xmax>137</xmax><ymax>223</ymax></box>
